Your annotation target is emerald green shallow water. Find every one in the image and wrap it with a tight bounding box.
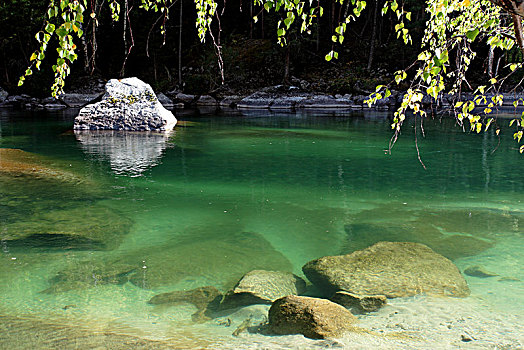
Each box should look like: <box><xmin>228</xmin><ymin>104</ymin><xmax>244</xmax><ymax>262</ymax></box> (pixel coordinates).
<box><xmin>0</xmin><ymin>109</ymin><xmax>522</xmax><ymax>349</ymax></box>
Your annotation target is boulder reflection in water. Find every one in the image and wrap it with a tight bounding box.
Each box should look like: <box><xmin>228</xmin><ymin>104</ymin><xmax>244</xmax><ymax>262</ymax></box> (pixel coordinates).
<box><xmin>74</xmin><ymin>130</ymin><xmax>173</xmax><ymax>176</ymax></box>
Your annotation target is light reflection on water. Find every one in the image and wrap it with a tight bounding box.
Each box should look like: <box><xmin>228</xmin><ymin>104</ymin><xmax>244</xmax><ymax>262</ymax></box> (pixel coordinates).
<box><xmin>0</xmin><ymin>110</ymin><xmax>522</xmax><ymax>349</ymax></box>
<box><xmin>74</xmin><ymin>130</ymin><xmax>174</xmax><ymax>177</ymax></box>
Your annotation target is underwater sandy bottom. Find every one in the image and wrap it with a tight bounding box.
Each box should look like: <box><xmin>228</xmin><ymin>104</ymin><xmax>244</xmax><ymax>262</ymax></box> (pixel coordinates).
<box><xmin>0</xmin><ymin>212</ymin><xmax>521</xmax><ymax>350</ymax></box>
<box><xmin>1</xmin><ymin>113</ymin><xmax>523</xmax><ymax>349</ymax></box>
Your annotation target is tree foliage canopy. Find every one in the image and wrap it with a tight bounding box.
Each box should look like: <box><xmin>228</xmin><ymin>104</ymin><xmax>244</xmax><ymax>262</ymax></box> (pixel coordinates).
<box><xmin>16</xmin><ymin>0</ymin><xmax>524</xmax><ymax>152</ymax></box>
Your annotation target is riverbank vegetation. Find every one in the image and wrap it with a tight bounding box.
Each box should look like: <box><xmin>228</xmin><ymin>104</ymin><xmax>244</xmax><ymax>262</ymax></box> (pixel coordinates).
<box><xmin>2</xmin><ymin>0</ymin><xmax>524</xmax><ymax>150</ymax></box>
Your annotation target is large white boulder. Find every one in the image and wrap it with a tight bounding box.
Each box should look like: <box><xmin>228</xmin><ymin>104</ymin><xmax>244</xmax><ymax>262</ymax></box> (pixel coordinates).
<box><xmin>74</xmin><ymin>77</ymin><xmax>177</xmax><ymax>131</ymax></box>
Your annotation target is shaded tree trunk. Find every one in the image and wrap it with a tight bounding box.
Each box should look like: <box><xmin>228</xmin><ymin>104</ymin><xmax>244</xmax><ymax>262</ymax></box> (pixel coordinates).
<box><xmin>490</xmin><ymin>0</ymin><xmax>524</xmax><ymax>55</ymax></box>
<box><xmin>178</xmin><ymin>0</ymin><xmax>183</xmax><ymax>86</ymax></box>
<box><xmin>367</xmin><ymin>0</ymin><xmax>379</xmax><ymax>70</ymax></box>
<box><xmin>283</xmin><ymin>45</ymin><xmax>290</xmax><ymax>84</ymax></box>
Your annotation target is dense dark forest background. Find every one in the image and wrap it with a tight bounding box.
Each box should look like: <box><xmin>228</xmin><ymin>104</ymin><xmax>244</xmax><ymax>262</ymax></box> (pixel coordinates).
<box><xmin>0</xmin><ymin>0</ymin><xmax>518</xmax><ymax>97</ymax></box>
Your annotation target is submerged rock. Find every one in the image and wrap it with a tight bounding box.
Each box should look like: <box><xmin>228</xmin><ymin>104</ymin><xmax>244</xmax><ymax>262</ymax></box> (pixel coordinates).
<box><xmin>42</xmin><ymin>259</ymin><xmax>137</xmax><ymax>294</ymax></box>
<box><xmin>3</xmin><ymin>205</ymin><xmax>133</xmax><ymax>251</ymax></box>
<box><xmin>0</xmin><ymin>148</ymin><xmax>82</xmax><ymax>182</ymax></box>
<box><xmin>45</xmin><ymin>227</ymin><xmax>293</xmax><ymax>293</ymax></box>
<box><xmin>127</xmin><ymin>230</ymin><xmax>293</xmax><ymax>289</ymax></box>
<box><xmin>330</xmin><ymin>291</ymin><xmax>387</xmax><ymax>313</ymax></box>
<box><xmin>268</xmin><ymin>295</ymin><xmax>358</xmax><ymax>339</ymax></box>
<box><xmin>303</xmin><ymin>241</ymin><xmax>470</xmax><ymax>298</ymax></box>
<box><xmin>148</xmin><ymin>286</ymin><xmax>222</xmax><ymax>322</ymax></box>
<box><xmin>343</xmin><ymin>220</ymin><xmax>495</xmax><ymax>261</ymax></box>
<box><xmin>219</xmin><ymin>270</ymin><xmax>306</xmax><ymax>310</ymax></box>
<box><xmin>464</xmin><ymin>265</ymin><xmax>499</xmax><ymax>278</ymax></box>
<box><xmin>74</xmin><ymin>77</ymin><xmax>177</xmax><ymax>131</ymax></box>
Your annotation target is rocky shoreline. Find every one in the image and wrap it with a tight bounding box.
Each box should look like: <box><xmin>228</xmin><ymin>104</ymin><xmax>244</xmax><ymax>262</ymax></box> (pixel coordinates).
<box><xmin>3</xmin><ymin>83</ymin><xmax>524</xmax><ymax>113</ymax></box>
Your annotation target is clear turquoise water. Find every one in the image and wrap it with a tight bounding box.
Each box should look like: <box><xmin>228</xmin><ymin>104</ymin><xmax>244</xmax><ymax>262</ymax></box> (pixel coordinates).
<box><xmin>0</xmin><ymin>109</ymin><xmax>522</xmax><ymax>348</ymax></box>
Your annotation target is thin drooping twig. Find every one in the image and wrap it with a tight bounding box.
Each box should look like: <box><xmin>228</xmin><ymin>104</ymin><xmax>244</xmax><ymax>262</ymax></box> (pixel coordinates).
<box><xmin>415</xmin><ymin>116</ymin><xmax>427</xmax><ymax>170</ymax></box>
<box><xmin>208</xmin><ymin>7</ymin><xmax>225</xmax><ymax>84</ymax></box>
<box><xmin>120</xmin><ymin>3</ymin><xmax>134</xmax><ymax>77</ymax></box>
<box><xmin>145</xmin><ymin>0</ymin><xmax>178</xmax><ymax>57</ymax></box>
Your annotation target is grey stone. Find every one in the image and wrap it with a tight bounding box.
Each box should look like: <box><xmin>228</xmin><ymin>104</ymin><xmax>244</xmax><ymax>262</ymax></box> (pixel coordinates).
<box><xmin>44</xmin><ymin>103</ymin><xmax>67</xmax><ymax>110</ymax></box>
<box><xmin>268</xmin><ymin>295</ymin><xmax>358</xmax><ymax>339</ymax></box>
<box><xmin>175</xmin><ymin>93</ymin><xmax>197</xmax><ymax>105</ymax></box>
<box><xmin>196</xmin><ymin>95</ymin><xmax>218</xmax><ymax>106</ymax></box>
<box><xmin>330</xmin><ymin>291</ymin><xmax>387</xmax><ymax>313</ymax></box>
<box><xmin>0</xmin><ymin>86</ymin><xmax>8</xmax><ymax>103</ymax></box>
<box><xmin>270</xmin><ymin>96</ymin><xmax>307</xmax><ymax>110</ymax></box>
<box><xmin>352</xmin><ymin>95</ymin><xmax>369</xmax><ymax>106</ymax></box>
<box><xmin>74</xmin><ymin>77</ymin><xmax>177</xmax><ymax>132</ymax></box>
<box><xmin>303</xmin><ymin>241</ymin><xmax>470</xmax><ymax>298</ymax></box>
<box><xmin>237</xmin><ymin>92</ymin><xmax>275</xmax><ymax>109</ymax></box>
<box><xmin>59</xmin><ymin>93</ymin><xmax>101</xmax><ymax>108</ymax></box>
<box><xmin>219</xmin><ymin>270</ymin><xmax>306</xmax><ymax>309</ymax></box>
<box><xmin>156</xmin><ymin>93</ymin><xmax>175</xmax><ymax>109</ymax></box>
<box><xmin>219</xmin><ymin>95</ymin><xmax>243</xmax><ymax>108</ymax></box>
<box><xmin>297</xmin><ymin>95</ymin><xmax>352</xmax><ymax>109</ymax></box>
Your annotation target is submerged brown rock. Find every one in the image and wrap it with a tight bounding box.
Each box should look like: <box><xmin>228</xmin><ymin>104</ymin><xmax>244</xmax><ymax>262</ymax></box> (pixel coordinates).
<box><xmin>303</xmin><ymin>241</ymin><xmax>470</xmax><ymax>298</ymax></box>
<box><xmin>0</xmin><ymin>148</ymin><xmax>80</xmax><ymax>181</ymax></box>
<box><xmin>268</xmin><ymin>295</ymin><xmax>358</xmax><ymax>339</ymax></box>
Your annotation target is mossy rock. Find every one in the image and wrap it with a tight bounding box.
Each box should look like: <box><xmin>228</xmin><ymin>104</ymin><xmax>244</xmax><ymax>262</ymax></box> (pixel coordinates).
<box><xmin>303</xmin><ymin>241</ymin><xmax>470</xmax><ymax>298</ymax></box>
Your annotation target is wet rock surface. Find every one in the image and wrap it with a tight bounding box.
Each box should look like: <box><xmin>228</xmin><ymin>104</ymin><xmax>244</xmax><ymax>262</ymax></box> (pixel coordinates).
<box><xmin>74</xmin><ymin>77</ymin><xmax>177</xmax><ymax>131</ymax></box>
<box><xmin>148</xmin><ymin>286</ymin><xmax>223</xmax><ymax>322</ymax></box>
<box><xmin>219</xmin><ymin>270</ymin><xmax>306</xmax><ymax>310</ymax></box>
<box><xmin>303</xmin><ymin>241</ymin><xmax>470</xmax><ymax>298</ymax></box>
<box><xmin>268</xmin><ymin>295</ymin><xmax>358</xmax><ymax>339</ymax></box>
<box><xmin>330</xmin><ymin>291</ymin><xmax>387</xmax><ymax>313</ymax></box>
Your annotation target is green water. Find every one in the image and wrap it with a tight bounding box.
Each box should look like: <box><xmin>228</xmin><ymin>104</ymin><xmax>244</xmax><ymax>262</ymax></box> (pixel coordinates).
<box><xmin>0</xmin><ymin>109</ymin><xmax>522</xmax><ymax>349</ymax></box>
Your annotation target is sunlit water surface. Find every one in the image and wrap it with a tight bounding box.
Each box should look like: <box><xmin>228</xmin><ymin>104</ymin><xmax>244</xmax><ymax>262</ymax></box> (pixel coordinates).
<box><xmin>0</xmin><ymin>109</ymin><xmax>522</xmax><ymax>349</ymax></box>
